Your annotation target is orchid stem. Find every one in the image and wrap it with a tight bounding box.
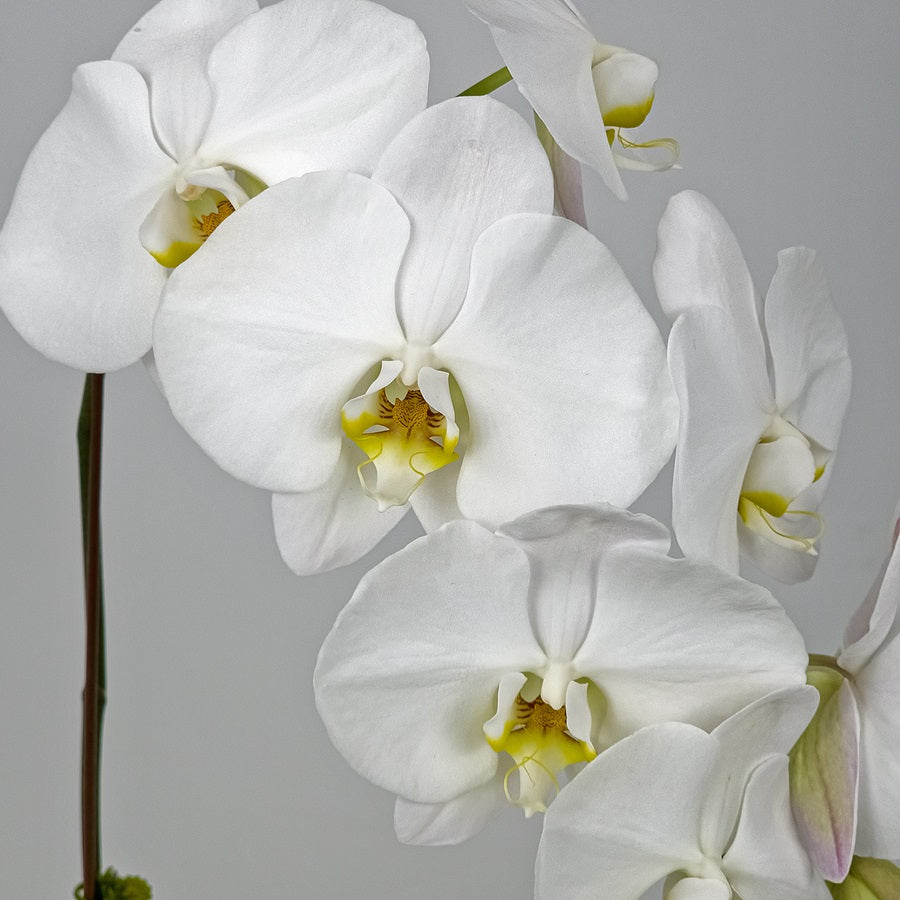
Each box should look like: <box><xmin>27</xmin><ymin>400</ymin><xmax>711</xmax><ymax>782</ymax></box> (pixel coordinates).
<box><xmin>78</xmin><ymin>373</ymin><xmax>107</xmax><ymax>900</ymax></box>
<box><xmin>458</xmin><ymin>65</ymin><xmax>512</xmax><ymax>97</ymax></box>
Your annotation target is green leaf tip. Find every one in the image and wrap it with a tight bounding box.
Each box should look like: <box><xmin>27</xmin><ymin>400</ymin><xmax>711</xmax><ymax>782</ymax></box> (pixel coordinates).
<box><xmin>74</xmin><ymin>868</ymin><xmax>152</xmax><ymax>900</ymax></box>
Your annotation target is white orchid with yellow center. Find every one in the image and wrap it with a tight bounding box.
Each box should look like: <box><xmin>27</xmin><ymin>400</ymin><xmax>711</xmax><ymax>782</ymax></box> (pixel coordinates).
<box><xmin>654</xmin><ymin>190</ymin><xmax>852</xmax><ymax>583</ymax></box>
<box><xmin>153</xmin><ymin>97</ymin><xmax>677</xmax><ymax>575</ymax></box>
<box><xmin>536</xmin><ymin>688</ymin><xmax>828</xmax><ymax>900</ymax></box>
<box><xmin>0</xmin><ymin>0</ymin><xmax>428</xmax><ymax>372</ymax></box>
<box><xmin>465</xmin><ymin>0</ymin><xmax>678</xmax><ymax>206</ymax></box>
<box><xmin>314</xmin><ymin>504</ymin><xmax>809</xmax><ymax>845</ymax></box>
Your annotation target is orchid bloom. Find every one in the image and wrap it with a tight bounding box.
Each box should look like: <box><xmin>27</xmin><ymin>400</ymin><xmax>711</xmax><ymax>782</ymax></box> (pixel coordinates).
<box><xmin>790</xmin><ymin>504</ymin><xmax>900</xmax><ymax>879</ymax></box>
<box><xmin>153</xmin><ymin>97</ymin><xmax>676</xmax><ymax>575</ymax></box>
<box><xmin>536</xmin><ymin>688</ymin><xmax>828</xmax><ymax>900</ymax></box>
<box><xmin>0</xmin><ymin>0</ymin><xmax>428</xmax><ymax>372</ymax></box>
<box><xmin>465</xmin><ymin>0</ymin><xmax>678</xmax><ymax>203</ymax></box>
<box><xmin>313</xmin><ymin>504</ymin><xmax>810</xmax><ymax>845</ymax></box>
<box><xmin>654</xmin><ymin>190</ymin><xmax>852</xmax><ymax>584</ymax></box>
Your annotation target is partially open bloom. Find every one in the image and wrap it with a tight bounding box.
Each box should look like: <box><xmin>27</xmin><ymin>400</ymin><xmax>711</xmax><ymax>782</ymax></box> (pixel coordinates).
<box><xmin>536</xmin><ymin>688</ymin><xmax>827</xmax><ymax>900</ymax></box>
<box><xmin>791</xmin><ymin>503</ymin><xmax>900</xmax><ymax>876</ymax></box>
<box><xmin>654</xmin><ymin>190</ymin><xmax>851</xmax><ymax>583</ymax></box>
<box><xmin>465</xmin><ymin>0</ymin><xmax>678</xmax><ymax>201</ymax></box>
<box><xmin>314</xmin><ymin>504</ymin><xmax>809</xmax><ymax>845</ymax></box>
<box><xmin>0</xmin><ymin>0</ymin><xmax>428</xmax><ymax>372</ymax></box>
<box><xmin>154</xmin><ymin>98</ymin><xmax>676</xmax><ymax>574</ymax></box>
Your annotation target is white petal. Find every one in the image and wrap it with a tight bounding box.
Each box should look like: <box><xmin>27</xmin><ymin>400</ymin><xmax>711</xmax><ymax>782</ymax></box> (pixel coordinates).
<box><xmin>466</xmin><ymin>0</ymin><xmax>627</xmax><ymax>199</ymax></box>
<box><xmin>314</xmin><ymin>521</ymin><xmax>545</xmax><ymax>803</ymax></box>
<box><xmin>653</xmin><ymin>191</ymin><xmax>766</xmax><ymax>368</ymax></box>
<box><xmin>497</xmin><ymin>504</ymin><xmax>671</xmax><ymax>664</ymax></box>
<box><xmin>667</xmin><ymin>307</ymin><xmax>774</xmax><ymax>572</ymax></box>
<box><xmin>271</xmin><ymin>447</ymin><xmax>408</xmax><ymax>576</ymax></box>
<box><xmin>112</xmin><ymin>0</ymin><xmax>258</xmax><ymax>159</ymax></box>
<box><xmin>199</xmin><ymin>0</ymin><xmax>428</xmax><ymax>185</ymax></box>
<box><xmin>853</xmin><ymin>633</ymin><xmax>900</xmax><ymax>858</ymax></box>
<box><xmin>573</xmin><ymin>551</ymin><xmax>808</xmax><ymax>747</ymax></box>
<box><xmin>535</xmin><ymin>115</ymin><xmax>587</xmax><ymax>227</ymax></box>
<box><xmin>839</xmin><ymin>525</ymin><xmax>900</xmax><ymax>674</ymax></box>
<box><xmin>701</xmin><ymin>687</ymin><xmax>819</xmax><ymax>856</ymax></box>
<box><xmin>666</xmin><ymin>878</ymin><xmax>732</xmax><ymax>900</ymax></box>
<box><xmin>536</xmin><ymin>723</ymin><xmax>716</xmax><ymax>900</ymax></box>
<box><xmin>393</xmin><ymin>771</ymin><xmax>506</xmax><ymax>846</ymax></box>
<box><xmin>434</xmin><ymin>213</ymin><xmax>676</xmax><ymax>525</ymax></box>
<box><xmin>765</xmin><ymin>248</ymin><xmax>851</xmax><ymax>450</ymax></box>
<box><xmin>407</xmin><ymin>463</ymin><xmax>464</xmax><ymax>531</ymax></box>
<box><xmin>153</xmin><ymin>172</ymin><xmax>407</xmax><ymax>491</ymax></box>
<box><xmin>0</xmin><ymin>61</ymin><xmax>174</xmax><ymax>372</ymax></box>
<box><xmin>374</xmin><ymin>97</ymin><xmax>553</xmax><ymax>345</ymax></box>
<box><xmin>725</xmin><ymin>756</ymin><xmax>830</xmax><ymax>900</ymax></box>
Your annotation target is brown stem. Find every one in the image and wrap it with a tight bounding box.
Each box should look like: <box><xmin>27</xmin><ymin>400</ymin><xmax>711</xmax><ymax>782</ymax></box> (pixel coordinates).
<box><xmin>79</xmin><ymin>373</ymin><xmax>106</xmax><ymax>900</ymax></box>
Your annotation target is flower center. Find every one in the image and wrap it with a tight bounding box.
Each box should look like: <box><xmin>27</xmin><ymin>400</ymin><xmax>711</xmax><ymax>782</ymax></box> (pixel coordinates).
<box><xmin>484</xmin><ymin>674</ymin><xmax>597</xmax><ymax>817</ymax></box>
<box><xmin>738</xmin><ymin>415</ymin><xmax>828</xmax><ymax>554</ymax></box>
<box><xmin>140</xmin><ymin>164</ymin><xmax>266</xmax><ymax>269</ymax></box>
<box><xmin>194</xmin><ymin>198</ymin><xmax>235</xmax><ymax>240</ymax></box>
<box><xmin>341</xmin><ymin>365</ymin><xmax>460</xmax><ymax>511</ymax></box>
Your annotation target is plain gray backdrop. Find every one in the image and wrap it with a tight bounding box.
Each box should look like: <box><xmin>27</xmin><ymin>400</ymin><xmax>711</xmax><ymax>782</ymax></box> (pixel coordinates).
<box><xmin>1</xmin><ymin>1</ymin><xmax>899</xmax><ymax>897</ymax></box>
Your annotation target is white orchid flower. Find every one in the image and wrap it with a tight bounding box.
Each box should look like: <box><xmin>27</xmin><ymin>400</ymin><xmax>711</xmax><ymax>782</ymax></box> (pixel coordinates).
<box><xmin>314</xmin><ymin>504</ymin><xmax>810</xmax><ymax>845</ymax></box>
<box><xmin>791</xmin><ymin>504</ymin><xmax>900</xmax><ymax>875</ymax></box>
<box><xmin>153</xmin><ymin>97</ymin><xmax>677</xmax><ymax>575</ymax></box>
<box><xmin>654</xmin><ymin>190</ymin><xmax>851</xmax><ymax>583</ymax></box>
<box><xmin>535</xmin><ymin>688</ymin><xmax>828</xmax><ymax>900</ymax></box>
<box><xmin>0</xmin><ymin>0</ymin><xmax>428</xmax><ymax>372</ymax></box>
<box><xmin>464</xmin><ymin>0</ymin><xmax>678</xmax><ymax>202</ymax></box>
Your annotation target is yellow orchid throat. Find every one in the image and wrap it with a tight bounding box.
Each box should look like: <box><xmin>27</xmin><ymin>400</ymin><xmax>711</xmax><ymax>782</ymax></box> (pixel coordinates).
<box><xmin>485</xmin><ymin>681</ymin><xmax>597</xmax><ymax>817</ymax></box>
<box><xmin>144</xmin><ymin>166</ymin><xmax>267</xmax><ymax>269</ymax></box>
<box><xmin>341</xmin><ymin>372</ymin><xmax>460</xmax><ymax>511</ymax></box>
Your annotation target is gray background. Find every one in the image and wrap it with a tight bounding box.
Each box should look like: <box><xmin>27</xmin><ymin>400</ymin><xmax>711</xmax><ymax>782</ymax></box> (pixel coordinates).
<box><xmin>1</xmin><ymin>1</ymin><xmax>899</xmax><ymax>897</ymax></box>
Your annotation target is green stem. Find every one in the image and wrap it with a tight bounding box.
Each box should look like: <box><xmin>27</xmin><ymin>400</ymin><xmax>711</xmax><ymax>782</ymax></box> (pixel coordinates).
<box><xmin>458</xmin><ymin>66</ymin><xmax>512</xmax><ymax>97</ymax></box>
<box><xmin>78</xmin><ymin>374</ymin><xmax>106</xmax><ymax>900</ymax></box>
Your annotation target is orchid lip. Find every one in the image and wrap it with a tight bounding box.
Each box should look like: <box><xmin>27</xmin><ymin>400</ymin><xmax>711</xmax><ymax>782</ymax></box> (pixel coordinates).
<box><xmin>484</xmin><ymin>672</ymin><xmax>597</xmax><ymax>816</ymax></box>
<box><xmin>341</xmin><ymin>363</ymin><xmax>461</xmax><ymax>511</ymax></box>
<box><xmin>140</xmin><ymin>163</ymin><xmax>267</xmax><ymax>269</ymax></box>
<box><xmin>738</xmin><ymin>414</ymin><xmax>829</xmax><ymax>554</ymax></box>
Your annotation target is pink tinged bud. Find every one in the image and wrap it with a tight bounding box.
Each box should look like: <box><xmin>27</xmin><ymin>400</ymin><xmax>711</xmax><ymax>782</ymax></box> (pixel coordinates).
<box><xmin>789</xmin><ymin>666</ymin><xmax>860</xmax><ymax>882</ymax></box>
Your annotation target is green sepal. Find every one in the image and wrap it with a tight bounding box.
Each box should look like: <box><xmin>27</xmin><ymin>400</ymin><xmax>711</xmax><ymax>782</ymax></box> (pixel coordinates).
<box><xmin>827</xmin><ymin>856</ymin><xmax>900</xmax><ymax>899</ymax></box>
<box><xmin>74</xmin><ymin>867</ymin><xmax>152</xmax><ymax>900</ymax></box>
<box><xmin>789</xmin><ymin>665</ymin><xmax>859</xmax><ymax>881</ymax></box>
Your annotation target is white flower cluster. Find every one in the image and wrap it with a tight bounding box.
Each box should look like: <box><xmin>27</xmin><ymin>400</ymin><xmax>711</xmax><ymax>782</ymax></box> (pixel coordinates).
<box><xmin>1</xmin><ymin>0</ymin><xmax>897</xmax><ymax>897</ymax></box>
